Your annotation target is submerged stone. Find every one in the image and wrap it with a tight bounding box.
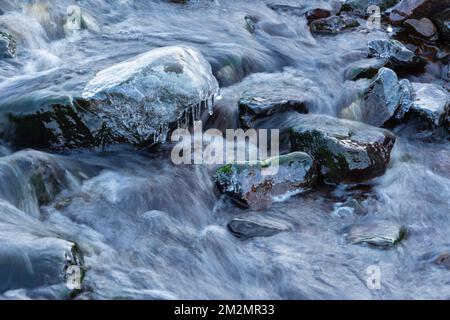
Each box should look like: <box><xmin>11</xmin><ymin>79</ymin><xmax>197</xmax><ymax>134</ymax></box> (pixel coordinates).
<box><xmin>0</xmin><ymin>226</ymin><xmax>84</xmax><ymax>295</ymax></box>
<box><xmin>368</xmin><ymin>39</ymin><xmax>423</xmax><ymax>67</ymax></box>
<box><xmin>348</xmin><ymin>222</ymin><xmax>406</xmax><ymax>247</ymax></box>
<box><xmin>0</xmin><ymin>31</ymin><xmax>16</xmax><ymax>58</ymax></box>
<box><xmin>214</xmin><ymin>152</ymin><xmax>317</xmax><ymax>209</ymax></box>
<box><xmin>389</xmin><ymin>0</ymin><xmax>450</xmax><ymax>25</ymax></box>
<box><xmin>410</xmin><ymin>82</ymin><xmax>450</xmax><ymax>127</ymax></box>
<box><xmin>83</xmin><ymin>46</ymin><xmax>219</xmax><ymax>145</ymax></box>
<box><xmin>362</xmin><ymin>68</ymin><xmax>414</xmax><ymax>126</ymax></box>
<box><xmin>228</xmin><ymin>218</ymin><xmax>288</xmax><ymax>239</ymax></box>
<box><xmin>290</xmin><ymin>115</ymin><xmax>396</xmax><ymax>183</ymax></box>
<box><xmin>342</xmin><ymin>0</ymin><xmax>400</xmax><ymax>16</ymax></box>
<box><xmin>433</xmin><ymin>8</ymin><xmax>450</xmax><ymax>44</ymax></box>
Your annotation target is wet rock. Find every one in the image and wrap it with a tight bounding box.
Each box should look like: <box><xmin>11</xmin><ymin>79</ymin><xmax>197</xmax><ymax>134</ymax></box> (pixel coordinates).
<box><xmin>368</xmin><ymin>39</ymin><xmax>423</xmax><ymax>67</ymax></box>
<box><xmin>310</xmin><ymin>16</ymin><xmax>359</xmax><ymax>34</ymax></box>
<box><xmin>404</xmin><ymin>18</ymin><xmax>438</xmax><ymax>41</ymax></box>
<box><xmin>342</xmin><ymin>0</ymin><xmax>400</xmax><ymax>16</ymax></box>
<box><xmin>389</xmin><ymin>0</ymin><xmax>450</xmax><ymax>25</ymax></box>
<box><xmin>345</xmin><ymin>58</ymin><xmax>387</xmax><ymax>80</ymax></box>
<box><xmin>64</xmin><ymin>5</ymin><xmax>100</xmax><ymax>34</ymax></box>
<box><xmin>433</xmin><ymin>8</ymin><xmax>450</xmax><ymax>44</ymax></box>
<box><xmin>362</xmin><ymin>67</ymin><xmax>413</xmax><ymax>126</ymax></box>
<box><xmin>2</xmin><ymin>98</ymin><xmax>105</xmax><ymax>151</ymax></box>
<box><xmin>333</xmin><ymin>198</ymin><xmax>366</xmax><ymax>217</ymax></box>
<box><xmin>348</xmin><ymin>222</ymin><xmax>406</xmax><ymax>247</ymax></box>
<box><xmin>238</xmin><ymin>91</ymin><xmax>309</xmax><ymax>129</ymax></box>
<box><xmin>410</xmin><ymin>82</ymin><xmax>450</xmax><ymax>127</ymax></box>
<box><xmin>228</xmin><ymin>218</ymin><xmax>288</xmax><ymax>239</ymax></box>
<box><xmin>290</xmin><ymin>114</ymin><xmax>396</xmax><ymax>183</ymax></box>
<box><xmin>435</xmin><ymin>253</ymin><xmax>450</xmax><ymax>269</ymax></box>
<box><xmin>0</xmin><ymin>31</ymin><xmax>16</xmax><ymax>58</ymax></box>
<box><xmin>214</xmin><ymin>152</ymin><xmax>317</xmax><ymax>209</ymax></box>
<box><xmin>0</xmin><ymin>227</ymin><xmax>84</xmax><ymax>295</ymax></box>
<box><xmin>267</xmin><ymin>4</ymin><xmax>308</xmax><ymax>17</ymax></box>
<box><xmin>82</xmin><ymin>46</ymin><xmax>219</xmax><ymax>146</ymax></box>
<box><xmin>244</xmin><ymin>15</ymin><xmax>297</xmax><ymax>38</ymax></box>
<box><xmin>306</xmin><ymin>8</ymin><xmax>332</xmax><ymax>22</ymax></box>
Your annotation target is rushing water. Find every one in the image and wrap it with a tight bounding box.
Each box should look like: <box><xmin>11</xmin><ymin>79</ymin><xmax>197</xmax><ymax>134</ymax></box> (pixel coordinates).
<box><xmin>0</xmin><ymin>0</ymin><xmax>449</xmax><ymax>299</ymax></box>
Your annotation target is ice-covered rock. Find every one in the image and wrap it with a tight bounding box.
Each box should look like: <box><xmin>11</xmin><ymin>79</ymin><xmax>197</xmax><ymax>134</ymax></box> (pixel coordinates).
<box><xmin>410</xmin><ymin>82</ymin><xmax>449</xmax><ymax>127</ymax></box>
<box><xmin>83</xmin><ymin>46</ymin><xmax>219</xmax><ymax>145</ymax></box>
<box><xmin>0</xmin><ymin>31</ymin><xmax>16</xmax><ymax>58</ymax></box>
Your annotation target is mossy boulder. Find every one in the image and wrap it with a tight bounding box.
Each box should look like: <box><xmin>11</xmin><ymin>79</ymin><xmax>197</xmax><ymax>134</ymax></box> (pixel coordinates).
<box><xmin>290</xmin><ymin>115</ymin><xmax>396</xmax><ymax>183</ymax></box>
<box><xmin>214</xmin><ymin>152</ymin><xmax>317</xmax><ymax>209</ymax></box>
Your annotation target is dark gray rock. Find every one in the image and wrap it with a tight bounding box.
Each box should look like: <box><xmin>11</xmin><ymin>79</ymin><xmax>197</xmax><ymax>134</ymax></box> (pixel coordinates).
<box><xmin>214</xmin><ymin>152</ymin><xmax>317</xmax><ymax>209</ymax></box>
<box><xmin>228</xmin><ymin>218</ymin><xmax>288</xmax><ymax>239</ymax></box>
<box><xmin>348</xmin><ymin>222</ymin><xmax>406</xmax><ymax>247</ymax></box>
<box><xmin>310</xmin><ymin>16</ymin><xmax>359</xmax><ymax>34</ymax></box>
<box><xmin>290</xmin><ymin>114</ymin><xmax>396</xmax><ymax>183</ymax></box>
<box><xmin>345</xmin><ymin>58</ymin><xmax>387</xmax><ymax>80</ymax></box>
<box><xmin>433</xmin><ymin>8</ymin><xmax>450</xmax><ymax>45</ymax></box>
<box><xmin>0</xmin><ymin>31</ymin><xmax>16</xmax><ymax>59</ymax></box>
<box><xmin>410</xmin><ymin>82</ymin><xmax>450</xmax><ymax>127</ymax></box>
<box><xmin>368</xmin><ymin>39</ymin><xmax>423</xmax><ymax>67</ymax></box>
<box><xmin>238</xmin><ymin>91</ymin><xmax>309</xmax><ymax>129</ymax></box>
<box><xmin>82</xmin><ymin>46</ymin><xmax>219</xmax><ymax>146</ymax></box>
<box><xmin>362</xmin><ymin>67</ymin><xmax>414</xmax><ymax>126</ymax></box>
<box><xmin>342</xmin><ymin>0</ymin><xmax>400</xmax><ymax>16</ymax></box>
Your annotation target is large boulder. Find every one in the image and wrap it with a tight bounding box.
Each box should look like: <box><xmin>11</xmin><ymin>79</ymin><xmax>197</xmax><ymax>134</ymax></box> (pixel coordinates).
<box><xmin>389</xmin><ymin>0</ymin><xmax>450</xmax><ymax>25</ymax></box>
<box><xmin>1</xmin><ymin>97</ymin><xmax>104</xmax><ymax>151</ymax></box>
<box><xmin>214</xmin><ymin>152</ymin><xmax>317</xmax><ymax>209</ymax></box>
<box><xmin>368</xmin><ymin>39</ymin><xmax>423</xmax><ymax>67</ymax></box>
<box><xmin>0</xmin><ymin>31</ymin><xmax>16</xmax><ymax>59</ymax></box>
<box><xmin>290</xmin><ymin>115</ymin><xmax>396</xmax><ymax>183</ymax></box>
<box><xmin>82</xmin><ymin>46</ymin><xmax>219</xmax><ymax>145</ymax></box>
<box><xmin>409</xmin><ymin>82</ymin><xmax>449</xmax><ymax>127</ymax></box>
